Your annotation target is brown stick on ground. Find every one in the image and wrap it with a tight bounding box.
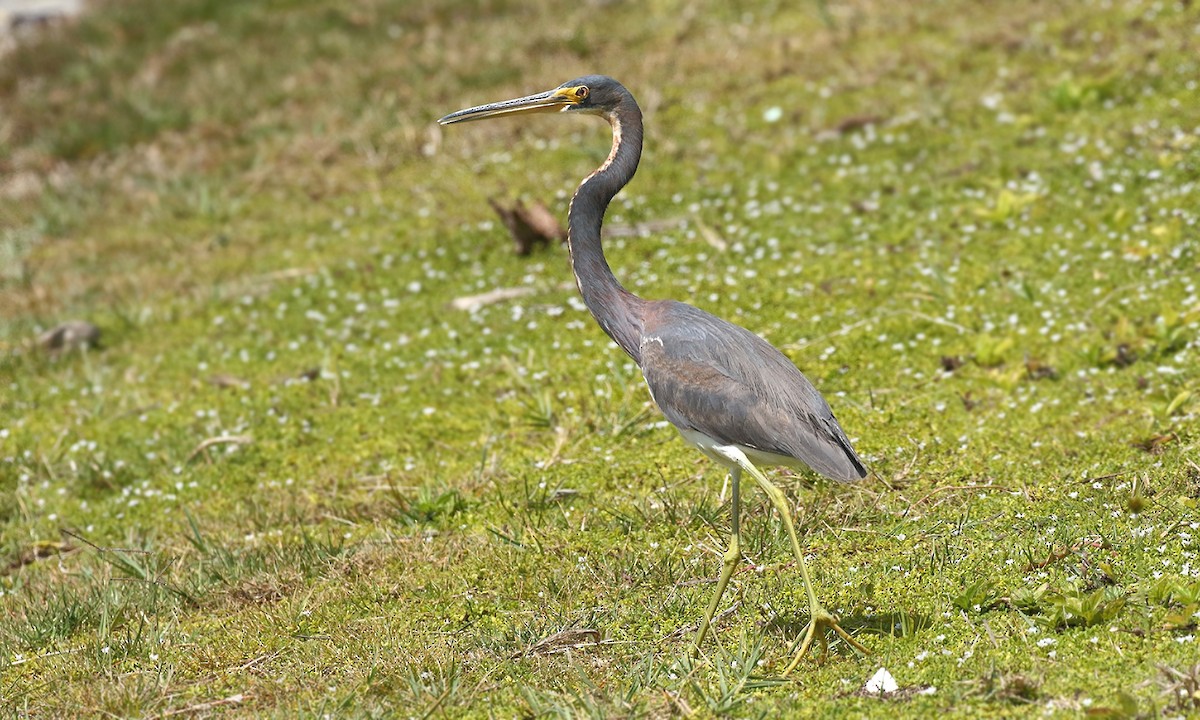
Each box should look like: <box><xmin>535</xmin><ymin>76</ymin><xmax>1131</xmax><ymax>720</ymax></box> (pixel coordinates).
<box><xmin>488</xmin><ymin>197</ymin><xmax>566</xmax><ymax>255</ymax></box>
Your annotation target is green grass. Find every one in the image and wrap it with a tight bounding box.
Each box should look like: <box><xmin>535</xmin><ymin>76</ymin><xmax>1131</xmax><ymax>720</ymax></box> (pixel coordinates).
<box><xmin>2</xmin><ymin>0</ymin><xmax>1199</xmax><ymax>716</ymax></box>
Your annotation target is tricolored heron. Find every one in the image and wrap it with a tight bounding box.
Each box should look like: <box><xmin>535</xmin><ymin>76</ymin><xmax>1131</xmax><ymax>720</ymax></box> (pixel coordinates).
<box><xmin>439</xmin><ymin>76</ymin><xmax>868</xmax><ymax>671</ymax></box>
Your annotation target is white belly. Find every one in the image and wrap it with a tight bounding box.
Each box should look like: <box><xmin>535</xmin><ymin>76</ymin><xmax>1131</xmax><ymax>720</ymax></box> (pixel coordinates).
<box><xmin>677</xmin><ymin>427</ymin><xmax>801</xmax><ymax>471</ymax></box>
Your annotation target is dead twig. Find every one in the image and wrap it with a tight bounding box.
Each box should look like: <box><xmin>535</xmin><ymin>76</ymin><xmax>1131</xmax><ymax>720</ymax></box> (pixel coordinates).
<box><xmin>417</xmin><ymin>684</ymin><xmax>455</xmax><ymax>720</ymax></box>
<box><xmin>694</xmin><ymin>219</ymin><xmax>727</xmax><ymax>252</ymax></box>
<box><xmin>488</xmin><ymin>197</ymin><xmax>565</xmax><ymax>255</ymax></box>
<box><xmin>38</xmin><ymin>321</ymin><xmax>100</xmax><ymax>354</ymax></box>
<box><xmin>448</xmin><ymin>286</ymin><xmax>537</xmax><ymax>312</ymax></box>
<box><xmin>159</xmin><ymin>694</ymin><xmax>246</xmax><ymax>718</ymax></box>
<box><xmin>7</xmin><ymin>646</ymin><xmax>84</xmax><ymax>666</ymax></box>
<box><xmin>605</xmin><ymin>217</ymin><xmax>687</xmax><ymax>237</ymax></box>
<box><xmin>907</xmin><ymin>484</ymin><xmax>1013</xmax><ymax>511</ymax></box>
<box><xmin>664</xmin><ymin>600</ymin><xmax>742</xmax><ymax>640</ymax></box>
<box><xmin>230</xmin><ymin>652</ymin><xmax>279</xmax><ymax>673</ymax></box>
<box><xmin>663</xmin><ymin>689</ymin><xmax>694</xmax><ymax>716</ymax></box>
<box><xmin>186</xmin><ymin>434</ymin><xmax>252</xmax><ymax>463</ymax></box>
<box><xmin>1022</xmin><ymin>536</ymin><xmax>1110</xmax><ymax>572</ymax></box>
<box><xmin>217</xmin><ymin>267</ymin><xmax>313</xmax><ymax>299</ymax></box>
<box><xmin>513</xmin><ymin>627</ymin><xmax>602</xmax><ymax>658</ymax></box>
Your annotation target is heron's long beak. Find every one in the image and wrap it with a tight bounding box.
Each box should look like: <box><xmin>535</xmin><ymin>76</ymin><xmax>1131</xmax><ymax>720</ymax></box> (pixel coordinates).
<box><xmin>438</xmin><ymin>87</ymin><xmax>578</xmax><ymax>125</ymax></box>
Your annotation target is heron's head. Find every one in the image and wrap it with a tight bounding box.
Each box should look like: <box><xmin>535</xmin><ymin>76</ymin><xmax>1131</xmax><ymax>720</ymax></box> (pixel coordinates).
<box><xmin>438</xmin><ymin>75</ymin><xmax>631</xmax><ymax>125</ymax></box>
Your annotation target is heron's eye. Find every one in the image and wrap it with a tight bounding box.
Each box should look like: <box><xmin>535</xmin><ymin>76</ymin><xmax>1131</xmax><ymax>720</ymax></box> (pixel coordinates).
<box><xmin>576</xmin><ymin>86</ymin><xmax>589</xmax><ymax>100</ymax></box>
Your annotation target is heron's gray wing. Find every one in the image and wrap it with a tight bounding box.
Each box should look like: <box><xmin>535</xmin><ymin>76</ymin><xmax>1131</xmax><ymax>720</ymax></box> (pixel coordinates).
<box><xmin>639</xmin><ymin>301</ymin><xmax>866</xmax><ymax>482</ymax></box>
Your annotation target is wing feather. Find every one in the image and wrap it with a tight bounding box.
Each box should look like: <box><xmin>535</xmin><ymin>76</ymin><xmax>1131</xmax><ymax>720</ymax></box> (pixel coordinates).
<box><xmin>639</xmin><ymin>301</ymin><xmax>866</xmax><ymax>481</ymax></box>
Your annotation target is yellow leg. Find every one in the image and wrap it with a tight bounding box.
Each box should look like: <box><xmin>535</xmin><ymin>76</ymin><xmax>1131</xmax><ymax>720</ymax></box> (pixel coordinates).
<box><xmin>734</xmin><ymin>453</ymin><xmax>869</xmax><ymax>672</ymax></box>
<box><xmin>691</xmin><ymin>467</ymin><xmax>741</xmax><ymax>656</ymax></box>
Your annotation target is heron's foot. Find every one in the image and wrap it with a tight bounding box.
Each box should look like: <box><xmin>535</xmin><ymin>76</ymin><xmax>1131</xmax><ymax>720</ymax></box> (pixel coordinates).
<box><xmin>781</xmin><ymin>605</ymin><xmax>868</xmax><ymax>675</ymax></box>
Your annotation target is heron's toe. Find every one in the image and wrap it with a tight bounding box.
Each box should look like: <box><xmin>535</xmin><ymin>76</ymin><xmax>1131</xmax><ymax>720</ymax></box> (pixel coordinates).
<box><xmin>780</xmin><ymin>607</ymin><xmax>868</xmax><ymax>675</ymax></box>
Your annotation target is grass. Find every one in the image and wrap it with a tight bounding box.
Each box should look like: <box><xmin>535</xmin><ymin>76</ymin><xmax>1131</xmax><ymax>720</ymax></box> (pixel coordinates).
<box><xmin>1</xmin><ymin>0</ymin><xmax>1199</xmax><ymax>716</ymax></box>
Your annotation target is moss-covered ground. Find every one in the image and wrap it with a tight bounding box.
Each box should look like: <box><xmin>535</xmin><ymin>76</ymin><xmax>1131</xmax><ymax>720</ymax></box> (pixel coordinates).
<box><xmin>2</xmin><ymin>0</ymin><xmax>1199</xmax><ymax>716</ymax></box>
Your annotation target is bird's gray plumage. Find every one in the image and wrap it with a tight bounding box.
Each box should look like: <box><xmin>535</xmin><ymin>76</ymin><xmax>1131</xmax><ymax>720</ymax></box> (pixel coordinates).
<box><xmin>639</xmin><ymin>301</ymin><xmax>866</xmax><ymax>482</ymax></box>
<box><xmin>439</xmin><ymin>74</ymin><xmax>872</xmax><ymax>667</ymax></box>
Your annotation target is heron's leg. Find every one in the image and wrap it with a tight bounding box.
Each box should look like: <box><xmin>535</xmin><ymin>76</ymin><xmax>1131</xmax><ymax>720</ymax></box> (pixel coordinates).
<box><xmin>735</xmin><ymin>456</ymin><xmax>868</xmax><ymax>673</ymax></box>
<box><xmin>691</xmin><ymin>466</ymin><xmax>742</xmax><ymax>656</ymax></box>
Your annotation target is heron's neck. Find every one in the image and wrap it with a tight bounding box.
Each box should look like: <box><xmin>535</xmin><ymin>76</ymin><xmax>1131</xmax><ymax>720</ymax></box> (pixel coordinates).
<box><xmin>567</xmin><ymin>105</ymin><xmax>646</xmax><ymax>362</ymax></box>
